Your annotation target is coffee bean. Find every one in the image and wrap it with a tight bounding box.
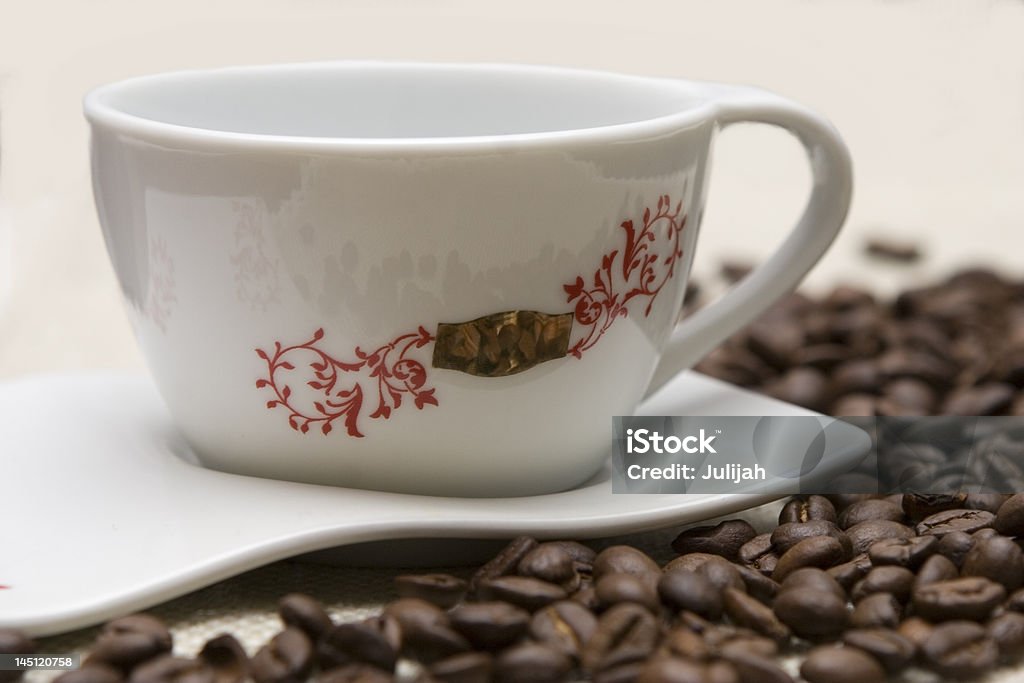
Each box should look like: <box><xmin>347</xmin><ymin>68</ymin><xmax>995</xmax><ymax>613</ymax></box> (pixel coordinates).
<box><xmin>550</xmin><ymin>540</ymin><xmax>597</xmax><ymax>571</ymax></box>
<box><xmin>832</xmin><ymin>393</ymin><xmax>877</xmax><ymax>416</ymax></box>
<box><xmin>128</xmin><ymin>656</ymin><xmax>214</xmax><ymax>683</ymax></box>
<box><xmin>660</xmin><ymin>628</ymin><xmax>711</xmax><ymax>661</ymax></box>
<box><xmin>800</xmin><ymin>645</ymin><xmax>886</xmax><ymax>683</ymax></box>
<box><xmin>636</xmin><ymin>657</ymin><xmax>737</xmax><ymax>683</ymax></box>
<box><xmin>582</xmin><ymin>603</ymin><xmax>660</xmax><ymax>672</ymax></box>
<box><xmin>737</xmin><ymin>534</ymin><xmax>778</xmax><ymax>577</ymax></box>
<box><xmin>517</xmin><ymin>543</ymin><xmax>577</xmax><ymax>588</ymax></box>
<box><xmin>828</xmin><ymin>554</ymin><xmax>872</xmax><ymax>591</ymax></box>
<box><xmin>962</xmin><ymin>535</ymin><xmax>1024</xmax><ymax>591</ymax></box>
<box><xmin>428</xmin><ymin>652</ymin><xmax>493</xmax><ymax>683</ymax></box>
<box><xmin>572</xmin><ymin>585</ymin><xmax>600</xmax><ymax>611</ymax></box>
<box><xmin>448</xmin><ymin>601</ymin><xmax>528</xmax><ymax>651</ymax></box>
<box><xmin>494</xmin><ymin>642</ymin><xmax>571</xmax><ymax>683</ymax></box>
<box><xmin>717</xmin><ymin>650</ymin><xmax>794</xmax><ymax>683</ymax></box>
<box><xmin>317</xmin><ymin>617</ymin><xmax>400</xmax><ymax>672</ymax></box>
<box><xmin>913</xmin><ymin>553</ymin><xmax>958</xmax><ymax>591</ymax></box>
<box><xmin>943</xmin><ymin>382</ymin><xmax>1016</xmax><ymax>415</ymax></box>
<box><xmin>54</xmin><ymin>665</ymin><xmax>123</xmax><ymax>683</ymax></box>
<box><xmin>901</xmin><ymin>493</ymin><xmax>967</xmax><ymax>521</ymax></box>
<box><xmin>864</xmin><ymin>237</ymin><xmax>920</xmax><ymax>262</ymax></box>
<box><xmin>476</xmin><ymin>575</ymin><xmax>568</xmax><ymax>612</ymax></box>
<box><xmin>922</xmin><ymin>620</ymin><xmax>999</xmax><ymax>678</ymax></box>
<box><xmin>936</xmin><ymin>529</ymin><xmax>974</xmax><ymax>567</ymax></box>
<box><xmin>988</xmin><ymin>611</ymin><xmax>1024</xmax><ymax>662</ymax></box>
<box><xmin>394</xmin><ymin>574</ymin><xmax>467</xmax><ymax>609</ymax></box>
<box><xmin>778</xmin><ymin>567</ymin><xmax>844</xmax><ymax>601</ymax></box>
<box><xmin>764</xmin><ymin>367</ymin><xmax>828</xmax><ymax>412</ymax></box>
<box><xmin>86</xmin><ymin>614</ymin><xmax>173</xmax><ymax>672</ymax></box>
<box><xmin>530</xmin><ymin>600</ymin><xmax>597</xmax><ymax>660</ymax></box>
<box><xmin>851</xmin><ymin>593</ymin><xmax>901</xmax><ymax>629</ymax></box>
<box><xmin>318</xmin><ymin>663</ymin><xmax>392</xmax><ymax>683</ymax></box>
<box><xmin>278</xmin><ymin>593</ymin><xmax>333</xmax><ymax>641</ymax></box>
<box><xmin>917</xmin><ymin>509</ymin><xmax>995</xmax><ymax>536</ymax></box>
<box><xmin>592</xmin><ymin>661</ymin><xmax>645</xmax><ymax>683</ymax></box>
<box><xmin>671</xmin><ymin>520</ymin><xmax>757</xmax><ymax>562</ymax></box>
<box><xmin>772</xmin><ymin>536</ymin><xmax>846</xmax><ymax>582</ymax></box>
<box><xmin>733</xmin><ymin>564</ymin><xmax>779</xmax><ymax>602</ymax></box>
<box><xmin>778</xmin><ymin>495</ymin><xmax>837</xmax><ymax>525</ymax></box>
<box><xmin>470</xmin><ymin>536</ymin><xmax>537</xmax><ymax>595</ymax></box>
<box><xmin>996</xmin><ymin>494</ymin><xmax>1024</xmax><ymax>536</ymax></box>
<box><xmin>250</xmin><ymin>629</ymin><xmax>313</xmax><ymax>683</ymax></box>
<box><xmin>913</xmin><ymin>576</ymin><xmax>1006</xmax><ymax>622</ymax></box>
<box><xmin>773</xmin><ymin>588</ymin><xmax>847</xmax><ymax>638</ymax></box>
<box><xmin>722</xmin><ymin>589</ymin><xmax>790</xmax><ymax>642</ymax></box>
<box><xmin>657</xmin><ymin>570</ymin><xmax>722</xmax><ymax>620</ymax></box>
<box><xmin>851</xmin><ymin>566</ymin><xmax>915</xmax><ymax>603</ymax></box>
<box><xmin>197</xmin><ymin>635</ymin><xmax>248</xmax><ymax>683</ymax></box>
<box><xmin>771</xmin><ymin>521</ymin><xmax>850</xmax><ymax>557</ymax></box>
<box><xmin>897</xmin><ymin>617</ymin><xmax>935</xmax><ymax>651</ymax></box>
<box><xmin>596</xmin><ymin>573</ymin><xmax>661</xmax><ymax>613</ymax></box>
<box><xmin>694</xmin><ymin>559</ymin><xmax>744</xmax><ymax>594</ymax></box>
<box><xmin>841</xmin><ymin>629</ymin><xmax>915</xmax><ymax>673</ymax></box>
<box><xmin>662</xmin><ymin>553</ymin><xmax>721</xmax><ymax>575</ymax></box>
<box><xmin>595</xmin><ymin>546</ymin><xmax>661</xmax><ymax>586</ymax></box>
<box><xmin>714</xmin><ymin>635</ymin><xmax>778</xmax><ymax>660</ymax></box>
<box><xmin>966</xmin><ymin>493</ymin><xmax>1009</xmax><ymax>513</ymax></box>
<box><xmin>837</xmin><ymin>499</ymin><xmax>904</xmax><ymax>530</ymax></box>
<box><xmin>866</xmin><ymin>535</ymin><xmax>936</xmax><ymax>569</ymax></box>
<box><xmin>845</xmin><ymin>520</ymin><xmax>915</xmax><ymax>554</ymax></box>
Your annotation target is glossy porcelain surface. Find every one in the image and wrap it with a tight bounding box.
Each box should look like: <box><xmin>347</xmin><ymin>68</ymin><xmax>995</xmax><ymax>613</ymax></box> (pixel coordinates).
<box><xmin>0</xmin><ymin>371</ymin><xmax>868</xmax><ymax>637</ymax></box>
<box><xmin>85</xmin><ymin>62</ymin><xmax>852</xmax><ymax>495</ymax></box>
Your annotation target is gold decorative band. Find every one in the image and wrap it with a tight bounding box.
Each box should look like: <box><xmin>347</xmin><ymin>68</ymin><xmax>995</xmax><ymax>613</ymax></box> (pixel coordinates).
<box><xmin>432</xmin><ymin>310</ymin><xmax>574</xmax><ymax>378</ymax></box>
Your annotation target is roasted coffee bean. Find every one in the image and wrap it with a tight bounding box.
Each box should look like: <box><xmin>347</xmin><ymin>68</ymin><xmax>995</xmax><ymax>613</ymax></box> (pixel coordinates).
<box><xmin>851</xmin><ymin>566</ymin><xmax>915</xmax><ymax>603</ymax></box>
<box><xmin>916</xmin><ymin>508</ymin><xmax>995</xmax><ymax>536</ymax></box>
<box><xmin>773</xmin><ymin>588</ymin><xmax>847</xmax><ymax>638</ymax></box>
<box><xmin>828</xmin><ymin>554</ymin><xmax>872</xmax><ymax>591</ymax></box>
<box><xmin>988</xmin><ymin>611</ymin><xmax>1024</xmax><ymax>662</ymax></box>
<box><xmin>738</xmin><ymin>534</ymin><xmax>773</xmax><ymax>565</ymax></box>
<box><xmin>800</xmin><ymin>645</ymin><xmax>886</xmax><ymax>683</ymax></box>
<box><xmin>530</xmin><ymin>600</ymin><xmax>597</xmax><ymax>660</ymax></box>
<box><xmin>0</xmin><ymin>630</ymin><xmax>35</xmax><ymax>683</ymax></box>
<box><xmin>317</xmin><ymin>617</ymin><xmax>400</xmax><ymax>671</ymax></box>
<box><xmin>596</xmin><ymin>572</ymin><xmax>661</xmax><ymax>613</ymax></box>
<box><xmin>318</xmin><ymin>663</ymin><xmax>392</xmax><ymax>683</ymax></box>
<box><xmin>722</xmin><ymin>589</ymin><xmax>790</xmax><ymax>642</ymax></box>
<box><xmin>54</xmin><ymin>665</ymin><xmax>123</xmax><ymax>683</ymax></box>
<box><xmin>595</xmin><ymin>546</ymin><xmax>661</xmax><ymax>585</ymax></box>
<box><xmin>717</xmin><ymin>651</ymin><xmax>794</xmax><ymax>683</ymax></box>
<box><xmin>663</xmin><ymin>553</ymin><xmax>721</xmax><ymax>574</ymax></box>
<box><xmin>278</xmin><ymin>593</ymin><xmax>333</xmax><ymax>640</ymax></box>
<box><xmin>936</xmin><ymin>529</ymin><xmax>974</xmax><ymax>567</ymax></box>
<box><xmin>733</xmin><ymin>564</ymin><xmax>779</xmax><ymax>602</ymax></box>
<box><xmin>845</xmin><ymin>520</ymin><xmax>915</xmax><ymax>554</ymax></box>
<box><xmin>913</xmin><ymin>553</ymin><xmax>958</xmax><ymax>590</ymax></box>
<box><xmin>764</xmin><ymin>367</ymin><xmax>828</xmax><ymax>412</ymax></box>
<box><xmin>671</xmin><ymin>520</ymin><xmax>757</xmax><ymax>562</ymax></box>
<box><xmin>694</xmin><ymin>559</ymin><xmax>744</xmax><ymax>594</ymax></box>
<box><xmin>87</xmin><ymin>614</ymin><xmax>174</xmax><ymax>672</ymax></box>
<box><xmin>476</xmin><ymin>575</ymin><xmax>568</xmax><ymax>611</ymax></box>
<box><xmin>851</xmin><ymin>593</ymin><xmax>901</xmax><ymax>629</ymax></box>
<box><xmin>995</xmin><ymin>493</ymin><xmax>1024</xmax><ymax>535</ymax></box>
<box><xmin>582</xmin><ymin>603</ymin><xmax>660</xmax><ymax>672</ymax></box>
<box><xmin>962</xmin><ymin>535</ymin><xmax>1024</xmax><ymax>591</ymax></box>
<box><xmin>428</xmin><ymin>652</ymin><xmax>493</xmax><ymax>683</ymax></box>
<box><xmin>901</xmin><ymin>493</ymin><xmax>968</xmax><ymax>521</ymax></box>
<box><xmin>657</xmin><ymin>570</ymin><xmax>722</xmax><ymax>620</ymax></box>
<box><xmin>921</xmin><ymin>621</ymin><xmax>999</xmax><ymax>679</ymax></box>
<box><xmin>841</xmin><ymin>629</ymin><xmax>916</xmax><ymax>673</ymax></box>
<box><xmin>572</xmin><ymin>585</ymin><xmax>600</xmax><ymax>611</ymax></box>
<box><xmin>470</xmin><ymin>536</ymin><xmax>537</xmax><ymax>595</ymax></box>
<box><xmin>772</xmin><ymin>536</ymin><xmax>846</xmax><ymax>582</ymax></box>
<box><xmin>517</xmin><ymin>543</ymin><xmax>577</xmax><ymax>587</ymax></box>
<box><xmin>383</xmin><ymin>597</ymin><xmax>468</xmax><ymax>661</ymax></box>
<box><xmin>865</xmin><ymin>237</ymin><xmax>920</xmax><ymax>262</ymax></box>
<box><xmin>778</xmin><ymin>567</ymin><xmax>844</xmax><ymax>600</ymax></box>
<box><xmin>778</xmin><ymin>495</ymin><xmax>837</xmax><ymax>525</ymax></box>
<box><xmin>770</xmin><ymin>521</ymin><xmax>851</xmax><ymax>557</ymax></box>
<box><xmin>551</xmin><ymin>540</ymin><xmax>597</xmax><ymax>572</ymax></box>
<box><xmin>636</xmin><ymin>657</ymin><xmax>737</xmax><ymax>683</ymax></box>
<box><xmin>832</xmin><ymin>393</ymin><xmax>878</xmax><ymax>416</ymax></box>
<box><xmin>838</xmin><ymin>499</ymin><xmax>905</xmax><ymax>529</ymax></box>
<box><xmin>1008</xmin><ymin>587</ymin><xmax>1024</xmax><ymax>612</ymax></box>
<box><xmin>913</xmin><ymin>576</ymin><xmax>1006</xmax><ymax>622</ymax></box>
<box><xmin>715</xmin><ymin>635</ymin><xmax>778</xmax><ymax>660</ymax></box>
<box><xmin>660</xmin><ymin>628</ymin><xmax>711</xmax><ymax>661</ymax></box>
<box><xmin>197</xmin><ymin>635</ymin><xmax>248</xmax><ymax>683</ymax></box>
<box><xmin>965</xmin><ymin>493</ymin><xmax>1009</xmax><ymax>513</ymax></box>
<box><xmin>943</xmin><ymin>382</ymin><xmax>1016</xmax><ymax>415</ymax></box>
<box><xmin>449</xmin><ymin>601</ymin><xmax>528</xmax><ymax>650</ymax></box>
<box><xmin>592</xmin><ymin>661</ymin><xmax>645</xmax><ymax>683</ymax></box>
<box><xmin>394</xmin><ymin>573</ymin><xmax>467</xmax><ymax>609</ymax></box>
<box><xmin>867</xmin><ymin>535</ymin><xmax>936</xmax><ymax>569</ymax></box>
<box><xmin>897</xmin><ymin>616</ymin><xmax>935</xmax><ymax>650</ymax></box>
<box><xmin>250</xmin><ymin>629</ymin><xmax>313</xmax><ymax>683</ymax></box>
<box><xmin>494</xmin><ymin>642</ymin><xmax>571</xmax><ymax>683</ymax></box>
<box><xmin>128</xmin><ymin>656</ymin><xmax>214</xmax><ymax>683</ymax></box>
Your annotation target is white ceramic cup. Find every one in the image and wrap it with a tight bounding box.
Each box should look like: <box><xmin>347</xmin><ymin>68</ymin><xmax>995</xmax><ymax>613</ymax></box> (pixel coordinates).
<box><xmin>84</xmin><ymin>62</ymin><xmax>852</xmax><ymax>497</ymax></box>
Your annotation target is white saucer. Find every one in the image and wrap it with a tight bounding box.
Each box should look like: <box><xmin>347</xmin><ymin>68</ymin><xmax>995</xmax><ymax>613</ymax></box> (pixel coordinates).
<box><xmin>0</xmin><ymin>371</ymin><xmax>865</xmax><ymax>636</ymax></box>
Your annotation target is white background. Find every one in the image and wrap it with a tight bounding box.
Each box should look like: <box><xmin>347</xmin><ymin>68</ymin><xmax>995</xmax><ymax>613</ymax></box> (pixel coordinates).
<box><xmin>1</xmin><ymin>0</ymin><xmax>1023</xmax><ymax>378</ymax></box>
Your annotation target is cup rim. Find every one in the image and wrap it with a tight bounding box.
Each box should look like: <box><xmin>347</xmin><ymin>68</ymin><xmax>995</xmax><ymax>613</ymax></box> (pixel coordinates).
<box><xmin>83</xmin><ymin>60</ymin><xmax>715</xmax><ymax>154</ymax></box>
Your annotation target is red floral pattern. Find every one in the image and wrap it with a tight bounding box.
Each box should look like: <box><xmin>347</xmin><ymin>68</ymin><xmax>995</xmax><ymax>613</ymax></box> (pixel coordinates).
<box><xmin>256</xmin><ymin>194</ymin><xmax>685</xmax><ymax>437</ymax></box>
<box><xmin>256</xmin><ymin>327</ymin><xmax>437</xmax><ymax>438</ymax></box>
<box><xmin>564</xmin><ymin>194</ymin><xmax>686</xmax><ymax>357</ymax></box>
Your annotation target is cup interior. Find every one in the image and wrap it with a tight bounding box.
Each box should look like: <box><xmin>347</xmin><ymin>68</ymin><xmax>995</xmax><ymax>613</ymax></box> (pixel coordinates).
<box><xmin>87</xmin><ymin>62</ymin><xmax>701</xmax><ymax>140</ymax></box>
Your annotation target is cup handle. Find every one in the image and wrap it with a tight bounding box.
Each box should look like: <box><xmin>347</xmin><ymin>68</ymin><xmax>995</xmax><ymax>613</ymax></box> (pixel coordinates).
<box><xmin>644</xmin><ymin>84</ymin><xmax>854</xmax><ymax>399</ymax></box>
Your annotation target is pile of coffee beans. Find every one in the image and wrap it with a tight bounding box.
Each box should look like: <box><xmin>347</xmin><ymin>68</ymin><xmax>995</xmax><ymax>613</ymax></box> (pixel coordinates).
<box><xmin>693</xmin><ymin>266</ymin><xmax>1024</xmax><ymax>417</ymax></box>
<box><xmin>5</xmin><ymin>494</ymin><xmax>1024</xmax><ymax>682</ymax></box>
